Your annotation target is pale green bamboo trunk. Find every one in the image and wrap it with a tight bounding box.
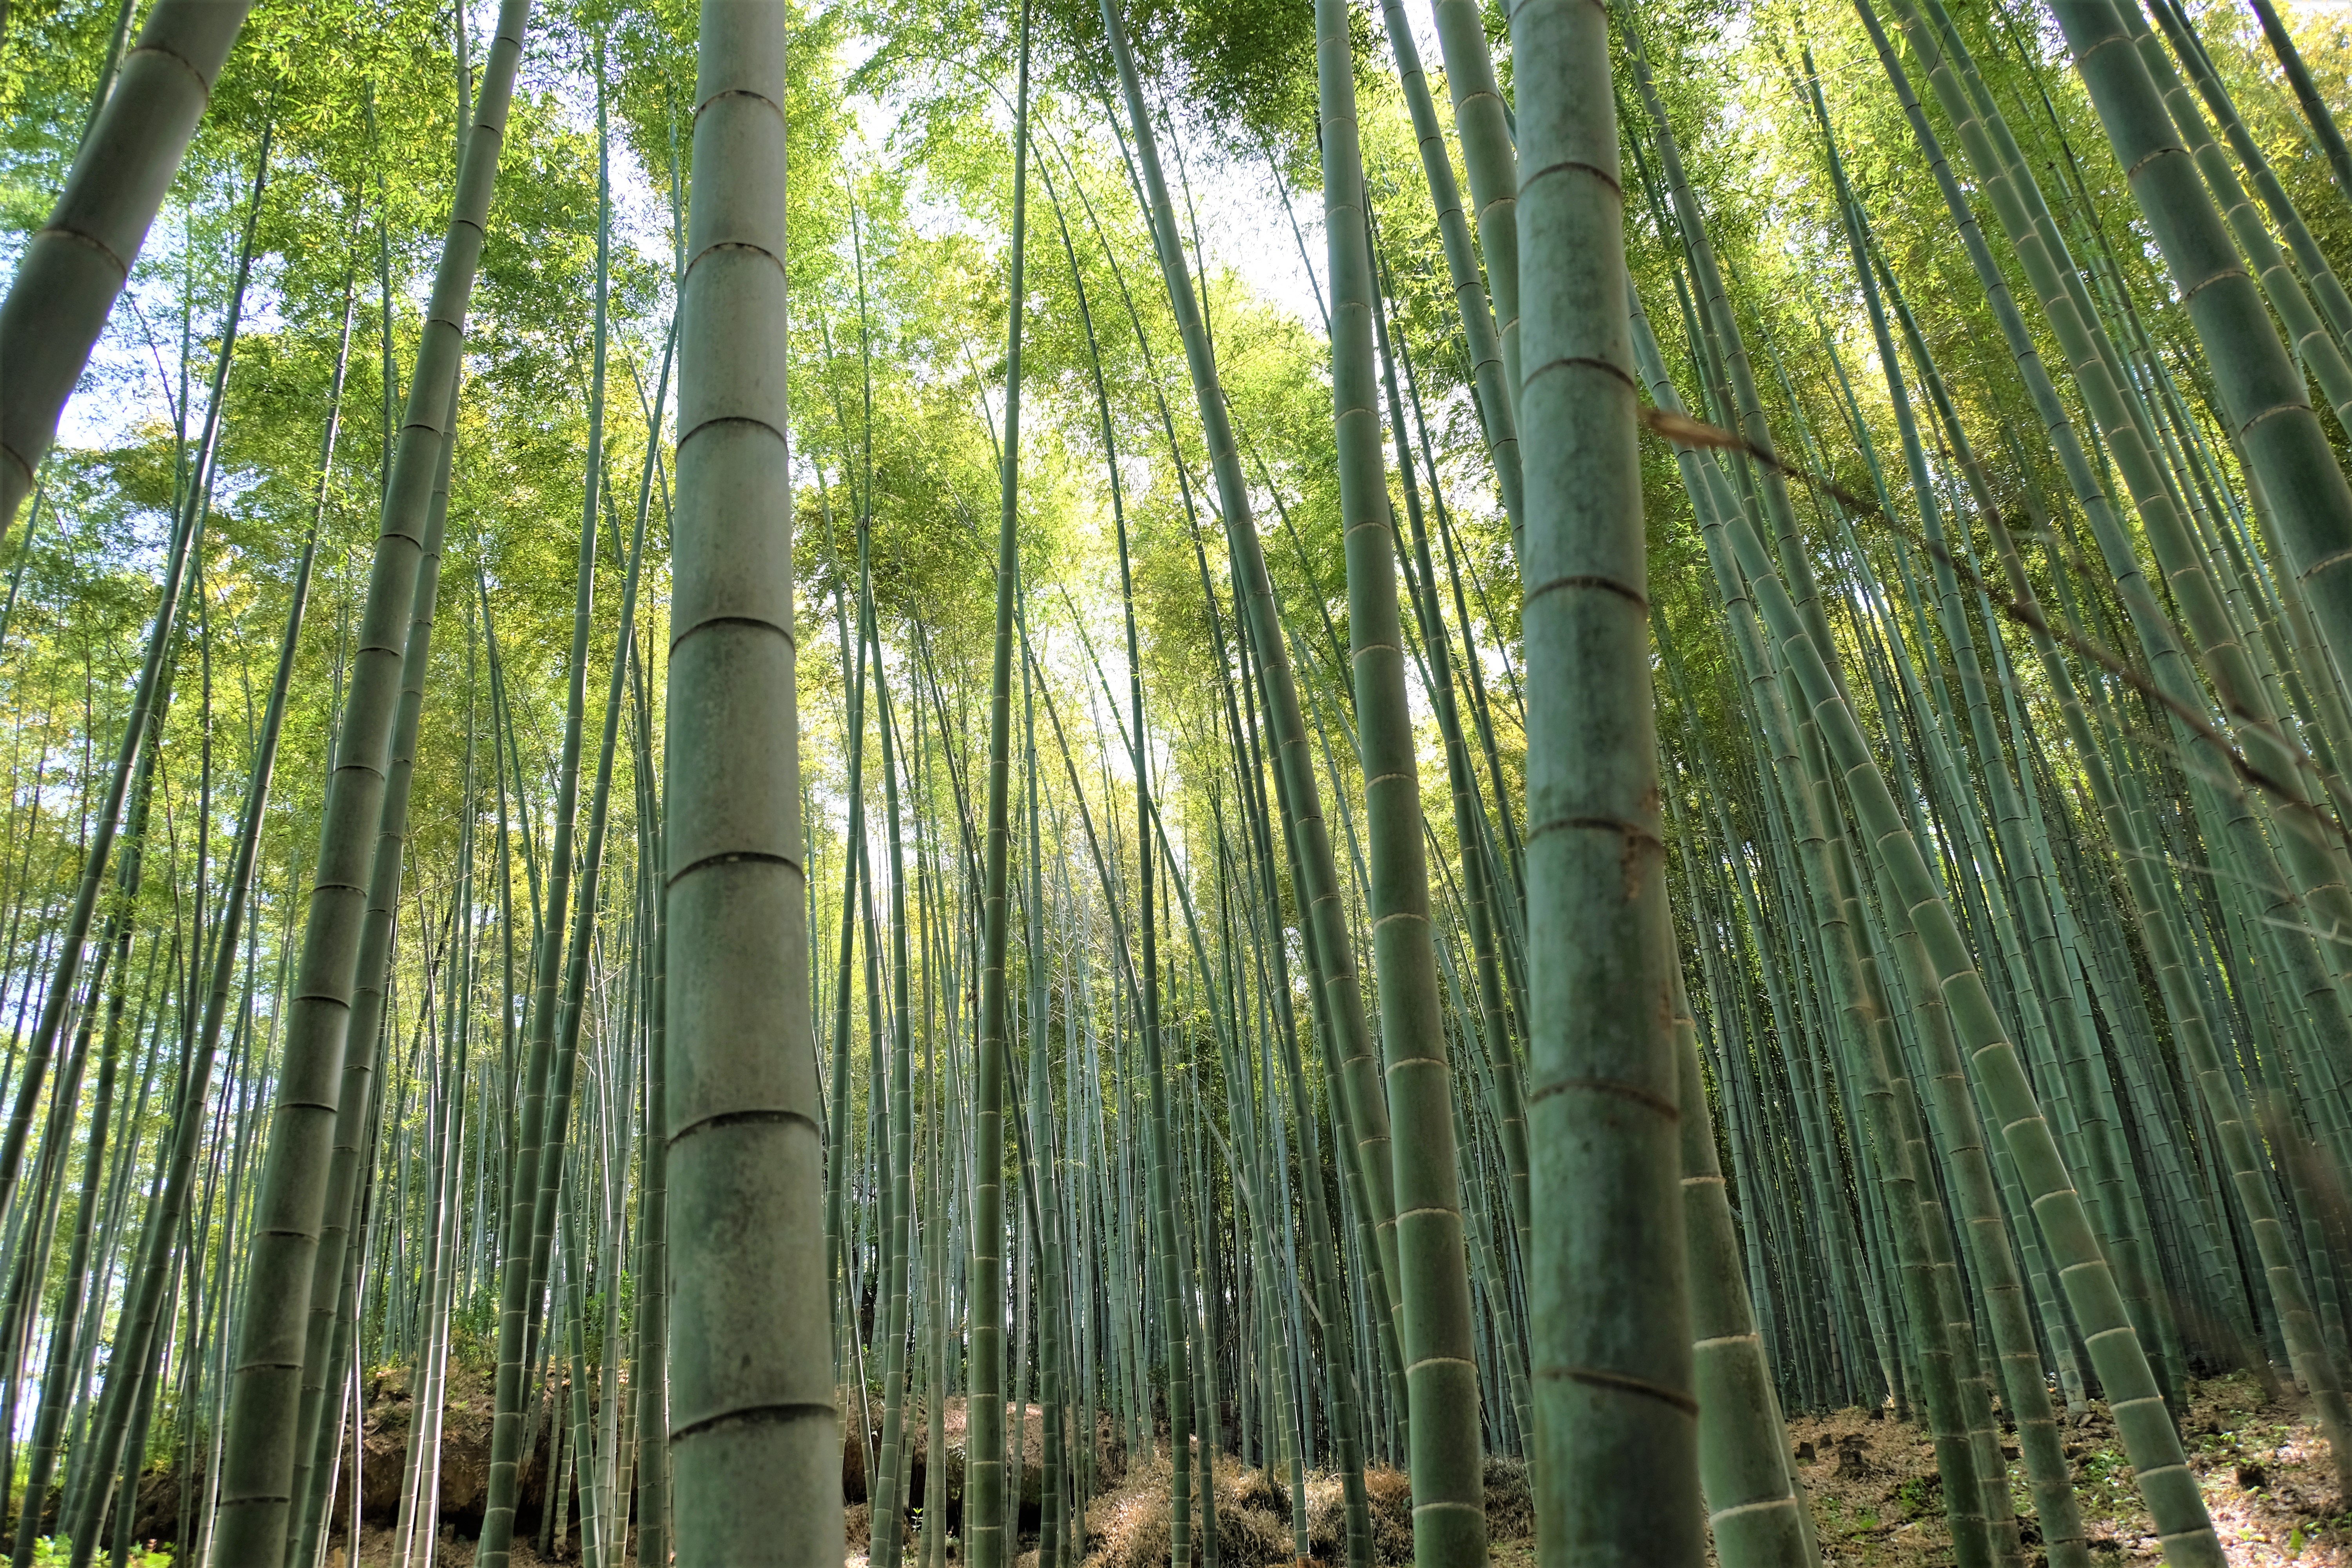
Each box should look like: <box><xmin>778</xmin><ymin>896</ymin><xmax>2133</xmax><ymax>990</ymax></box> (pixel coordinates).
<box><xmin>1428</xmin><ymin>0</ymin><xmax>1522</xmax><ymax>418</ymax></box>
<box><xmin>872</xmin><ymin>599</ymin><xmax>916</xmax><ymax>1568</ymax></box>
<box><xmin>291</xmin><ymin>341</ymin><xmax>462</xmax><ymax>1568</ymax></box>
<box><xmin>1669</xmin><ymin>903</ymin><xmax>1815</xmax><ymax>1568</ymax></box>
<box><xmin>211</xmin><ymin>6</ymin><xmax>530</xmax><ymax>1558</ymax></box>
<box><xmin>0</xmin><ymin>0</ymin><xmax>254</xmax><ymax>531</ymax></box>
<box><xmin>969</xmin><ymin>9</ymin><xmax>1033</xmax><ymax>1565</ymax></box>
<box><xmin>663</xmin><ymin>4</ymin><xmax>835</xmax><ymax>1562</ymax></box>
<box><xmin>635</xmin><ymin>744</ymin><xmax>671</xmax><ymax>1568</ymax></box>
<box><xmin>1375</xmin><ymin>0</ymin><xmax>1521</xmax><ymax>546</ymax></box>
<box><xmin>1515</xmin><ymin>2</ymin><xmax>1702</xmax><ymax>1563</ymax></box>
<box><xmin>1316</xmin><ymin>5</ymin><xmax>1485</xmax><ymax>1561</ymax></box>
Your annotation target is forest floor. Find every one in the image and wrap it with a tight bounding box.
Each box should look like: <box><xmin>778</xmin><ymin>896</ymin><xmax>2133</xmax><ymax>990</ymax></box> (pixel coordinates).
<box><xmin>304</xmin><ymin>1369</ymin><xmax>2346</xmax><ymax>1567</ymax></box>
<box><xmin>1034</xmin><ymin>1369</ymin><xmax>2348</xmax><ymax>1568</ymax></box>
<box><xmin>1782</xmin><ymin>1369</ymin><xmax>2349</xmax><ymax>1566</ymax></box>
<box><xmin>322</xmin><ymin>1534</ymin><xmax>560</xmax><ymax>1566</ymax></box>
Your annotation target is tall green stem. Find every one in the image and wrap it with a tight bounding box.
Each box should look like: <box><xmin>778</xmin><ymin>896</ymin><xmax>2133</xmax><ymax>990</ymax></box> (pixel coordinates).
<box><xmin>663</xmin><ymin>5</ymin><xmax>834</xmax><ymax>1559</ymax></box>
<box><xmin>1514</xmin><ymin>1</ymin><xmax>1700</xmax><ymax>1562</ymax></box>
<box><xmin>1319</xmin><ymin>6</ymin><xmax>1485</xmax><ymax>1561</ymax></box>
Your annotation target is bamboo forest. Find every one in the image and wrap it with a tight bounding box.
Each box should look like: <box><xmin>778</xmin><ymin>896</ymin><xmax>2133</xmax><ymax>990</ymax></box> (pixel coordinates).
<box><xmin>17</xmin><ymin>0</ymin><xmax>2352</xmax><ymax>1563</ymax></box>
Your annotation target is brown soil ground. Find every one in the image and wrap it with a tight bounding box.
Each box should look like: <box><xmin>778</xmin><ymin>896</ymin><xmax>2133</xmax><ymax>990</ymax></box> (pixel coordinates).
<box><xmin>953</xmin><ymin>1372</ymin><xmax>2343</xmax><ymax>1568</ymax></box>
<box><xmin>292</xmin><ymin>1370</ymin><xmax>2352</xmax><ymax>1567</ymax></box>
<box><xmin>1786</xmin><ymin>1371</ymin><xmax>2350</xmax><ymax>1566</ymax></box>
<box><xmin>321</xmin><ymin>1532</ymin><xmax>564</xmax><ymax>1567</ymax></box>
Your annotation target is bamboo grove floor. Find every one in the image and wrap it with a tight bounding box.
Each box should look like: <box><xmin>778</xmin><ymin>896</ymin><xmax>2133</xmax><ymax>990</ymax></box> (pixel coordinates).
<box><xmin>1773</xmin><ymin>1371</ymin><xmax>2349</xmax><ymax>1567</ymax></box>
<box><xmin>295</xmin><ymin>1368</ymin><xmax>2348</xmax><ymax>1568</ymax></box>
